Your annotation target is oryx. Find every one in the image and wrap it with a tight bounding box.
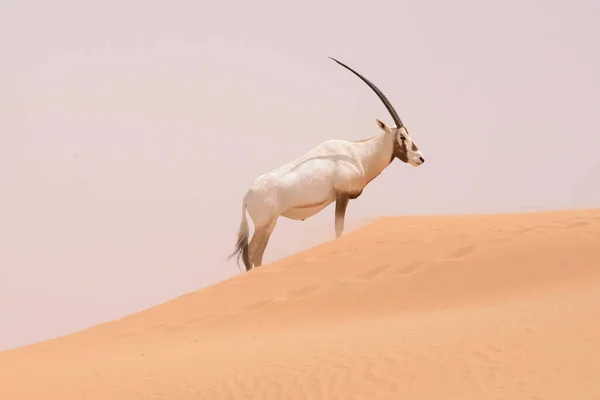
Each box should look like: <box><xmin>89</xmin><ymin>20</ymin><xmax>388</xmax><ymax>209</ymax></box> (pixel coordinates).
<box><xmin>228</xmin><ymin>57</ymin><xmax>425</xmax><ymax>271</ymax></box>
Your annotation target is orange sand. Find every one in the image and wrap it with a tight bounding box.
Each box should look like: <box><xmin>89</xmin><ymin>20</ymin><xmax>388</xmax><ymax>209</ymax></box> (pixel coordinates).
<box><xmin>2</xmin><ymin>208</ymin><xmax>600</xmax><ymax>399</ymax></box>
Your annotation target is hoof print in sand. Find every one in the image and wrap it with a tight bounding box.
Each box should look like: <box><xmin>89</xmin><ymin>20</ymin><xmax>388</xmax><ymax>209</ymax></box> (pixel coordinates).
<box><xmin>562</xmin><ymin>221</ymin><xmax>590</xmax><ymax>229</ymax></box>
<box><xmin>241</xmin><ymin>298</ymin><xmax>276</xmax><ymax>312</ymax></box>
<box><xmin>448</xmin><ymin>245</ymin><xmax>476</xmax><ymax>260</ymax></box>
<box><xmin>288</xmin><ymin>284</ymin><xmax>320</xmax><ymax>298</ymax></box>
<box><xmin>356</xmin><ymin>264</ymin><xmax>391</xmax><ymax>280</ymax></box>
<box><xmin>395</xmin><ymin>260</ymin><xmax>428</xmax><ymax>276</ymax></box>
<box><xmin>513</xmin><ymin>227</ymin><xmax>534</xmax><ymax>235</ymax></box>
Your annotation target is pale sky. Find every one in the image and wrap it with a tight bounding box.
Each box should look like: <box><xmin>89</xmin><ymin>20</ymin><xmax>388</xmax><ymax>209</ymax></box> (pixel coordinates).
<box><xmin>1</xmin><ymin>0</ymin><xmax>599</xmax><ymax>351</ymax></box>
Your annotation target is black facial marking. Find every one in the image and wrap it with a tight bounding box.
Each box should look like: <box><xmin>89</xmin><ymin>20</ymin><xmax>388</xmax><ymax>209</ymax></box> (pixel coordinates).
<box><xmin>390</xmin><ymin>135</ymin><xmax>409</xmax><ymax>163</ymax></box>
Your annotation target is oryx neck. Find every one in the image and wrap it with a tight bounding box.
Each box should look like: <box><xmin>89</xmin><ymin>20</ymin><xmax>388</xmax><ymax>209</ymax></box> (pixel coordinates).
<box><xmin>354</xmin><ymin>133</ymin><xmax>395</xmax><ymax>185</ymax></box>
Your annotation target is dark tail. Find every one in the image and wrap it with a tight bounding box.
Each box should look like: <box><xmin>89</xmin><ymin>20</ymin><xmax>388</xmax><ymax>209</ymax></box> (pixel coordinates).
<box><xmin>227</xmin><ymin>200</ymin><xmax>251</xmax><ymax>272</ymax></box>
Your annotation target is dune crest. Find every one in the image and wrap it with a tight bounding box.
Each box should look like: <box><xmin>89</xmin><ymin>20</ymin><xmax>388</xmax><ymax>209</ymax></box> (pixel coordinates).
<box><xmin>2</xmin><ymin>208</ymin><xmax>600</xmax><ymax>399</ymax></box>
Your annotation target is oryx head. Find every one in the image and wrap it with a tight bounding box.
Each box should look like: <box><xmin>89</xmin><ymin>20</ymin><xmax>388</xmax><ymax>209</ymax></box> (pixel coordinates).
<box><xmin>329</xmin><ymin>57</ymin><xmax>425</xmax><ymax>167</ymax></box>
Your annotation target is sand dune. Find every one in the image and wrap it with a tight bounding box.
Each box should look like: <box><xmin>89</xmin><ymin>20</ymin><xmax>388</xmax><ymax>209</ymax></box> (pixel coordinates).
<box><xmin>2</xmin><ymin>208</ymin><xmax>600</xmax><ymax>399</ymax></box>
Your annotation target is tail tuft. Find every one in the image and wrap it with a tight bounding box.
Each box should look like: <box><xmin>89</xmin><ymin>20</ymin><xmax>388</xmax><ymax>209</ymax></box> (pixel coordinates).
<box><xmin>227</xmin><ymin>201</ymin><xmax>251</xmax><ymax>271</ymax></box>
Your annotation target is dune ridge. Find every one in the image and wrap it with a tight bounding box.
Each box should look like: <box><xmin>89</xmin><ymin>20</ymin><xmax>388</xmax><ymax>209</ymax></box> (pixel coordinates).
<box><xmin>2</xmin><ymin>208</ymin><xmax>600</xmax><ymax>399</ymax></box>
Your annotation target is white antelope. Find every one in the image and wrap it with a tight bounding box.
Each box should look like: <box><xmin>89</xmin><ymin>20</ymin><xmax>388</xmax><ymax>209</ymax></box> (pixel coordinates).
<box><xmin>228</xmin><ymin>57</ymin><xmax>426</xmax><ymax>271</ymax></box>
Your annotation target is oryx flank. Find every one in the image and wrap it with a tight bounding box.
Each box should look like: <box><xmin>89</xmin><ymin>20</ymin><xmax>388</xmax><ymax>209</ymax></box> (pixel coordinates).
<box><xmin>228</xmin><ymin>57</ymin><xmax>425</xmax><ymax>271</ymax></box>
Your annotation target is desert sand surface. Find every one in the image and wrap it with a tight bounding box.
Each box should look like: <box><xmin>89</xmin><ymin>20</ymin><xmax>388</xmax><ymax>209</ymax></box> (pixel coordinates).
<box><xmin>1</xmin><ymin>208</ymin><xmax>600</xmax><ymax>399</ymax></box>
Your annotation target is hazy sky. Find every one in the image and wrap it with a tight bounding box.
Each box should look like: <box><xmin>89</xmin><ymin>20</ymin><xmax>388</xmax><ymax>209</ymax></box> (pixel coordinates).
<box><xmin>1</xmin><ymin>0</ymin><xmax>599</xmax><ymax>350</ymax></box>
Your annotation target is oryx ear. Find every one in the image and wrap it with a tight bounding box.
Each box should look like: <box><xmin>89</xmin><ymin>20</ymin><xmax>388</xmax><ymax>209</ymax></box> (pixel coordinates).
<box><xmin>376</xmin><ymin>119</ymin><xmax>391</xmax><ymax>134</ymax></box>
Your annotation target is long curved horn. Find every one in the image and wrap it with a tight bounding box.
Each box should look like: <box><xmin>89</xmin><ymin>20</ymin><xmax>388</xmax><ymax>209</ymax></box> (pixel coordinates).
<box><xmin>329</xmin><ymin>56</ymin><xmax>403</xmax><ymax>128</ymax></box>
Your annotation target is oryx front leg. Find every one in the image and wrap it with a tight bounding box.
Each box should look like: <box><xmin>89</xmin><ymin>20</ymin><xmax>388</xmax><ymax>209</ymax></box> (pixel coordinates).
<box><xmin>335</xmin><ymin>194</ymin><xmax>349</xmax><ymax>238</ymax></box>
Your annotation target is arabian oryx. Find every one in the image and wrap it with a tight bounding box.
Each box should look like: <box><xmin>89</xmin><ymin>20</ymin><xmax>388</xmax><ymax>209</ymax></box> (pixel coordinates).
<box><xmin>228</xmin><ymin>57</ymin><xmax>425</xmax><ymax>272</ymax></box>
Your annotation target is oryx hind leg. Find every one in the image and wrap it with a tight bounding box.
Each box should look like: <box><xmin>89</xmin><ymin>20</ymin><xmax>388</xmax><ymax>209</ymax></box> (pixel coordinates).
<box><xmin>245</xmin><ymin>187</ymin><xmax>280</xmax><ymax>269</ymax></box>
<box><xmin>248</xmin><ymin>227</ymin><xmax>264</xmax><ymax>269</ymax></box>
<box><xmin>252</xmin><ymin>217</ymin><xmax>278</xmax><ymax>268</ymax></box>
<box><xmin>335</xmin><ymin>193</ymin><xmax>350</xmax><ymax>238</ymax></box>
